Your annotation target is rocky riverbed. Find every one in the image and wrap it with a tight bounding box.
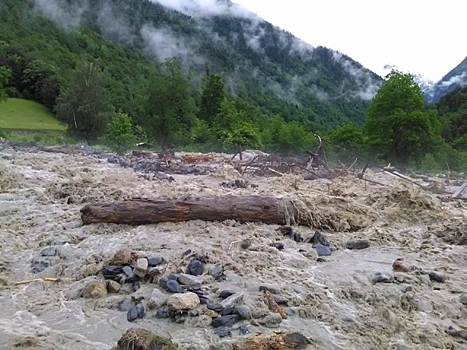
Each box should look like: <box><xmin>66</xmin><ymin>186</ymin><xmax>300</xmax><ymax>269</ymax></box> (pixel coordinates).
<box><xmin>1</xmin><ymin>141</ymin><xmax>467</xmax><ymax>349</ymax></box>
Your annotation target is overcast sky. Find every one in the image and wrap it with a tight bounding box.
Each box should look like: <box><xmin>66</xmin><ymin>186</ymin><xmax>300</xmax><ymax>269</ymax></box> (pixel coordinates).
<box><xmin>233</xmin><ymin>0</ymin><xmax>465</xmax><ymax>81</ymax></box>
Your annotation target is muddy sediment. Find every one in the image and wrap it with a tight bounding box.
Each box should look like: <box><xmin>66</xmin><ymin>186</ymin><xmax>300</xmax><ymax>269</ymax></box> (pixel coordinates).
<box><xmin>1</xmin><ymin>143</ymin><xmax>467</xmax><ymax>349</ymax></box>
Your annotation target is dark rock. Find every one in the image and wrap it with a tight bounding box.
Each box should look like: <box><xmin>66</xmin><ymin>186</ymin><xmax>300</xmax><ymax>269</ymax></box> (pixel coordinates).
<box><xmin>158</xmin><ymin>276</ymin><xmax>169</xmax><ymax>289</ymax></box>
<box><xmin>219</xmin><ymin>290</ymin><xmax>236</xmax><ymax>299</ymax></box>
<box><xmin>186</xmin><ymin>259</ymin><xmax>204</xmax><ymax>276</ymax></box>
<box><xmin>313</xmin><ymin>243</ymin><xmax>332</xmax><ymax>257</ymax></box>
<box><xmin>259</xmin><ymin>285</ymin><xmax>277</xmax><ymax>293</ymax></box>
<box><xmin>122</xmin><ymin>266</ymin><xmax>136</xmax><ymax>283</ymax></box>
<box><xmin>270</xmin><ymin>242</ymin><xmax>285</xmax><ymax>250</ymax></box>
<box><xmin>116</xmin><ymin>328</ymin><xmax>176</xmax><ymax>350</ymax></box>
<box><xmin>214</xmin><ymin>326</ymin><xmax>232</xmax><ymax>338</ymax></box>
<box><xmin>234</xmin><ymin>305</ymin><xmax>251</xmax><ymax>319</ymax></box>
<box><xmin>346</xmin><ymin>238</ymin><xmax>370</xmax><ymax>250</ymax></box>
<box><xmin>187</xmin><ymin>285</ymin><xmax>202</xmax><ymax>292</ymax></box>
<box><xmin>167</xmin><ymin>273</ymin><xmax>179</xmax><ymax>281</ymax></box>
<box><xmin>371</xmin><ymin>271</ymin><xmax>393</xmax><ymax>284</ymax></box>
<box><xmin>146</xmin><ymin>255</ymin><xmax>163</xmax><ymax>267</ymax></box>
<box><xmin>240</xmin><ymin>239</ymin><xmax>252</xmax><ymax>249</ymax></box>
<box><xmin>207</xmin><ymin>303</ymin><xmax>224</xmax><ymax>313</ymax></box>
<box><xmin>309</xmin><ymin>230</ymin><xmax>330</xmax><ymax>246</ymax></box>
<box><xmin>211</xmin><ymin>315</ymin><xmax>239</xmax><ymax>328</ymax></box>
<box><xmin>41</xmin><ymin>247</ymin><xmax>57</xmax><ymax>257</ymax></box>
<box><xmin>174</xmin><ymin>316</ymin><xmax>186</xmax><ymax>324</ymax></box>
<box><xmin>194</xmin><ymin>290</ymin><xmax>209</xmax><ymax>297</ymax></box>
<box><xmin>221</xmin><ymin>307</ymin><xmax>235</xmax><ymax>316</ymax></box>
<box><xmin>272</xmin><ymin>295</ymin><xmax>288</xmax><ymax>305</ymax></box>
<box><xmin>31</xmin><ymin>257</ymin><xmax>52</xmax><ymax>273</ymax></box>
<box><xmin>132</xmin><ymin>281</ymin><xmax>140</xmax><ymax>292</ymax></box>
<box><xmin>166</xmin><ymin>280</ymin><xmax>182</xmax><ymax>293</ymax></box>
<box><xmin>238</xmin><ymin>325</ymin><xmax>250</xmax><ymax>335</ymax></box>
<box><xmin>460</xmin><ymin>294</ymin><xmax>467</xmax><ymax>305</ymax></box>
<box><xmin>155</xmin><ymin>306</ymin><xmax>170</xmax><ymax>319</ymax></box>
<box><xmin>429</xmin><ymin>271</ymin><xmax>445</xmax><ymax>283</ymax></box>
<box><xmin>127</xmin><ymin>303</ymin><xmax>145</xmax><ymax>322</ymax></box>
<box><xmin>181</xmin><ymin>249</ymin><xmax>192</xmax><ymax>257</ymax></box>
<box><xmin>199</xmin><ymin>296</ymin><xmax>210</xmax><ymax>305</ymax></box>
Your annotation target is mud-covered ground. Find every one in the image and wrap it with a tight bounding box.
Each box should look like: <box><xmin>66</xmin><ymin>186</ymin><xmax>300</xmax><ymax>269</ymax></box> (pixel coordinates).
<box><xmin>1</xmin><ymin>143</ymin><xmax>467</xmax><ymax>350</ymax></box>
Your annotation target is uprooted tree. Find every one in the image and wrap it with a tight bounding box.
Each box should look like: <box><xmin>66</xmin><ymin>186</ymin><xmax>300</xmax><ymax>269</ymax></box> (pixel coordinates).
<box><xmin>80</xmin><ymin>195</ymin><xmax>372</xmax><ymax>232</ymax></box>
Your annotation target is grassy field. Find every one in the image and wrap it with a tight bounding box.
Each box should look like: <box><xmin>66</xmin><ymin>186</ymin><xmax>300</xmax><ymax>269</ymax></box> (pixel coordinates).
<box><xmin>0</xmin><ymin>98</ymin><xmax>66</xmax><ymax>131</ymax></box>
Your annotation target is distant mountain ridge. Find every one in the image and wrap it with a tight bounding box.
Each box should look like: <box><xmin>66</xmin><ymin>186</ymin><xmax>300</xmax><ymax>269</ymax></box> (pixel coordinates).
<box><xmin>424</xmin><ymin>57</ymin><xmax>467</xmax><ymax>103</ymax></box>
<box><xmin>381</xmin><ymin>63</ymin><xmax>434</xmax><ymax>91</ymax></box>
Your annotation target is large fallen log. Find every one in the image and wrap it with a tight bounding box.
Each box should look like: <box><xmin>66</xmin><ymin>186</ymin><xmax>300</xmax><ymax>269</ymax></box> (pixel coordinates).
<box><xmin>81</xmin><ymin>196</ymin><xmax>301</xmax><ymax>226</ymax></box>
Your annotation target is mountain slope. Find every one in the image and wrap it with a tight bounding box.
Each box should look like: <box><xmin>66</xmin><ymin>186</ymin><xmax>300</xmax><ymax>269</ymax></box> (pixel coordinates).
<box><xmin>26</xmin><ymin>0</ymin><xmax>382</xmax><ymax>127</ymax></box>
<box><xmin>425</xmin><ymin>57</ymin><xmax>467</xmax><ymax>104</ymax></box>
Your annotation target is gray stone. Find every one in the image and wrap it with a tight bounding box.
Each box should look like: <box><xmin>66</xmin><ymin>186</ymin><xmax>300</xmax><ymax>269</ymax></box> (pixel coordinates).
<box><xmin>119</xmin><ymin>299</ymin><xmax>135</xmax><ymax>312</ymax></box>
<box><xmin>41</xmin><ymin>247</ymin><xmax>57</xmax><ymax>256</ymax></box>
<box><xmin>167</xmin><ymin>292</ymin><xmax>200</xmax><ymax>311</ymax></box>
<box><xmin>178</xmin><ymin>273</ymin><xmax>203</xmax><ymax>286</ymax></box>
<box><xmin>134</xmin><ymin>258</ymin><xmax>148</xmax><ymax>278</ymax></box>
<box><xmin>221</xmin><ymin>292</ymin><xmax>244</xmax><ymax>309</ymax></box>
<box><xmin>149</xmin><ymin>288</ymin><xmax>167</xmax><ymax>309</ymax></box>
<box><xmin>209</xmin><ymin>265</ymin><xmax>223</xmax><ymax>278</ymax></box>
<box><xmin>371</xmin><ymin>271</ymin><xmax>393</xmax><ymax>284</ymax></box>
<box><xmin>147</xmin><ymin>255</ymin><xmax>163</xmax><ymax>267</ymax></box>
<box><xmin>234</xmin><ymin>305</ymin><xmax>251</xmax><ymax>319</ymax></box>
<box><xmin>460</xmin><ymin>294</ymin><xmax>467</xmax><ymax>305</ymax></box>
<box><xmin>313</xmin><ymin>243</ymin><xmax>332</xmax><ymax>256</ymax></box>
<box><xmin>260</xmin><ymin>313</ymin><xmax>283</xmax><ymax>328</ymax></box>
<box><xmin>346</xmin><ymin>238</ymin><xmax>370</xmax><ymax>250</ymax></box>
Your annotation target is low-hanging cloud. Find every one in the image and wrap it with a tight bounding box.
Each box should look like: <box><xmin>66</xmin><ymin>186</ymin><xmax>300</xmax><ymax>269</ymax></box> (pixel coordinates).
<box><xmin>332</xmin><ymin>51</ymin><xmax>381</xmax><ymax>100</ymax></box>
<box><xmin>149</xmin><ymin>0</ymin><xmax>254</xmax><ymax>18</ymax></box>
<box><xmin>439</xmin><ymin>71</ymin><xmax>467</xmax><ymax>87</ymax></box>
<box><xmin>33</xmin><ymin>0</ymin><xmax>89</xmax><ymax>28</ymax></box>
<box><xmin>140</xmin><ymin>25</ymin><xmax>205</xmax><ymax>67</ymax></box>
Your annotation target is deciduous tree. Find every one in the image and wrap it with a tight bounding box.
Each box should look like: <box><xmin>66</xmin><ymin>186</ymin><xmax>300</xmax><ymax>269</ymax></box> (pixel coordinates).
<box><xmin>55</xmin><ymin>62</ymin><xmax>113</xmax><ymax>142</ymax></box>
<box><xmin>364</xmin><ymin>70</ymin><xmax>440</xmax><ymax>163</ymax></box>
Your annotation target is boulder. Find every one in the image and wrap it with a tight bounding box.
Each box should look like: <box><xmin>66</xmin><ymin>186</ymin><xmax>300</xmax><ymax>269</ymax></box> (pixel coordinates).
<box><xmin>167</xmin><ymin>292</ymin><xmax>200</xmax><ymax>311</ymax></box>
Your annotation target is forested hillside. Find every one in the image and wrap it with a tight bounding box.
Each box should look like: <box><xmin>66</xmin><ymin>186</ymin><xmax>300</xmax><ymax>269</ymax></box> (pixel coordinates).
<box><xmin>0</xmin><ymin>0</ymin><xmax>382</xmax><ymax>140</ymax></box>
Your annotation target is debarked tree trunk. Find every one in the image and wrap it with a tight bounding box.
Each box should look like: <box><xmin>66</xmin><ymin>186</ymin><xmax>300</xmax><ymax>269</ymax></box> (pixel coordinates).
<box><xmin>80</xmin><ymin>196</ymin><xmax>301</xmax><ymax>226</ymax></box>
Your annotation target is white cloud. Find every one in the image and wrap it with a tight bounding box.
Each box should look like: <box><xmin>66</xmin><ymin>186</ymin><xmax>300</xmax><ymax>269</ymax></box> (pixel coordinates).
<box><xmin>140</xmin><ymin>25</ymin><xmax>205</xmax><ymax>66</ymax></box>
<box><xmin>150</xmin><ymin>0</ymin><xmax>255</xmax><ymax>18</ymax></box>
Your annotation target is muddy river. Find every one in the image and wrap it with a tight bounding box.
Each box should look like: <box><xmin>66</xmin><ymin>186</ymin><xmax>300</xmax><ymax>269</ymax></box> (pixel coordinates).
<box><xmin>1</xmin><ymin>144</ymin><xmax>467</xmax><ymax>349</ymax></box>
